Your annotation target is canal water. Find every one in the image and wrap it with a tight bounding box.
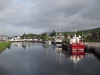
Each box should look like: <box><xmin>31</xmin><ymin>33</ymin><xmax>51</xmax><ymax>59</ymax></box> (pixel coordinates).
<box><xmin>0</xmin><ymin>42</ymin><xmax>100</xmax><ymax>75</ymax></box>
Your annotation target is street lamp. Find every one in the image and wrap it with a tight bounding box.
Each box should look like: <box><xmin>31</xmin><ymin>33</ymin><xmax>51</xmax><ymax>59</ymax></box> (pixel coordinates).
<box><xmin>82</xmin><ymin>24</ymin><xmax>83</xmax><ymax>42</ymax></box>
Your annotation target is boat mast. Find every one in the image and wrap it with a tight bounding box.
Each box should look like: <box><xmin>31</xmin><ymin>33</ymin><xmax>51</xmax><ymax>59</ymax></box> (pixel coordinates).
<box><xmin>74</xmin><ymin>30</ymin><xmax>76</xmax><ymax>38</ymax></box>
<box><xmin>56</xmin><ymin>26</ymin><xmax>57</xmax><ymax>37</ymax></box>
<box><xmin>59</xmin><ymin>25</ymin><xmax>61</xmax><ymax>34</ymax></box>
<box><xmin>58</xmin><ymin>25</ymin><xmax>62</xmax><ymax>35</ymax></box>
<box><xmin>47</xmin><ymin>28</ymin><xmax>48</xmax><ymax>41</ymax></box>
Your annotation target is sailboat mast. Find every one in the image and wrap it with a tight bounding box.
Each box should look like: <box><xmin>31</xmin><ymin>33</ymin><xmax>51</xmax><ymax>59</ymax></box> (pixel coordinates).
<box><xmin>56</xmin><ymin>26</ymin><xmax>57</xmax><ymax>37</ymax></box>
<box><xmin>47</xmin><ymin>28</ymin><xmax>48</xmax><ymax>41</ymax></box>
<box><xmin>59</xmin><ymin>25</ymin><xmax>61</xmax><ymax>33</ymax></box>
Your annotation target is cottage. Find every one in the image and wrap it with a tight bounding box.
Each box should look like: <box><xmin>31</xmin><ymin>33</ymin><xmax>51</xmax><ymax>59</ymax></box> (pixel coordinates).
<box><xmin>10</xmin><ymin>36</ymin><xmax>21</xmax><ymax>41</ymax></box>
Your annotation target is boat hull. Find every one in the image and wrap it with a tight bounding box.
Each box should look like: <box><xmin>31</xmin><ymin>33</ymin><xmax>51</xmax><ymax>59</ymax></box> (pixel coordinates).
<box><xmin>71</xmin><ymin>50</ymin><xmax>85</xmax><ymax>55</ymax></box>
<box><xmin>71</xmin><ymin>43</ymin><xmax>85</xmax><ymax>51</ymax></box>
<box><xmin>70</xmin><ymin>43</ymin><xmax>86</xmax><ymax>55</ymax></box>
<box><xmin>62</xmin><ymin>42</ymin><xmax>68</xmax><ymax>50</ymax></box>
<box><xmin>55</xmin><ymin>42</ymin><xmax>62</xmax><ymax>47</ymax></box>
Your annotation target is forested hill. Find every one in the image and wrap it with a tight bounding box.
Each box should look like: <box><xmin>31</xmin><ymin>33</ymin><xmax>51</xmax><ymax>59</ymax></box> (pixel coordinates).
<box><xmin>76</xmin><ymin>27</ymin><xmax>100</xmax><ymax>42</ymax></box>
<box><xmin>82</xmin><ymin>27</ymin><xmax>100</xmax><ymax>34</ymax></box>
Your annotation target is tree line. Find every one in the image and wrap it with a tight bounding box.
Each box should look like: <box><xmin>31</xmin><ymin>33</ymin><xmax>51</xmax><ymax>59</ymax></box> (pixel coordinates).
<box><xmin>20</xmin><ymin>27</ymin><xmax>100</xmax><ymax>42</ymax></box>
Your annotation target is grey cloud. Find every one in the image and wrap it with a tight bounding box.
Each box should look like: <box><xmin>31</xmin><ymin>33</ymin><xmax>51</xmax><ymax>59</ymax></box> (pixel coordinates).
<box><xmin>0</xmin><ymin>0</ymin><xmax>100</xmax><ymax>36</ymax></box>
<box><xmin>0</xmin><ymin>0</ymin><xmax>13</xmax><ymax>11</ymax></box>
<box><xmin>80</xmin><ymin>0</ymin><xmax>100</xmax><ymax>20</ymax></box>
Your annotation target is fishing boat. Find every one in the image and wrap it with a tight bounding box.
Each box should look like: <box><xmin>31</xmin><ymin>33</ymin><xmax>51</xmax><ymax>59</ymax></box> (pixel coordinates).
<box><xmin>55</xmin><ymin>33</ymin><xmax>64</xmax><ymax>47</ymax></box>
<box><xmin>70</xmin><ymin>31</ymin><xmax>86</xmax><ymax>50</ymax></box>
<box><xmin>54</xmin><ymin>26</ymin><xmax>64</xmax><ymax>47</ymax></box>
<box><xmin>62</xmin><ymin>34</ymin><xmax>70</xmax><ymax>50</ymax></box>
<box><xmin>62</xmin><ymin>30</ymin><xmax>86</xmax><ymax>54</ymax></box>
<box><xmin>70</xmin><ymin>31</ymin><xmax>86</xmax><ymax>55</ymax></box>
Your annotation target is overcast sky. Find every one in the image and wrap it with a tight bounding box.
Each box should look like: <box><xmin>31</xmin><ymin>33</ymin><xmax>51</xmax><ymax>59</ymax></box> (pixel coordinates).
<box><xmin>0</xmin><ymin>0</ymin><xmax>100</xmax><ymax>36</ymax></box>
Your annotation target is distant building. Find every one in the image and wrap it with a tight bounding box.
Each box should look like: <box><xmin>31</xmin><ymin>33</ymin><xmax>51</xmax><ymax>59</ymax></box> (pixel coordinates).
<box><xmin>10</xmin><ymin>36</ymin><xmax>20</xmax><ymax>40</ymax></box>
<box><xmin>0</xmin><ymin>35</ymin><xmax>9</xmax><ymax>41</ymax></box>
<box><xmin>0</xmin><ymin>35</ymin><xmax>4</xmax><ymax>41</ymax></box>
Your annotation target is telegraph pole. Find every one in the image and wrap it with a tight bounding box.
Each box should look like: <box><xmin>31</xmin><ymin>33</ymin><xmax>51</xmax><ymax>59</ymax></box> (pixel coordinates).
<box><xmin>82</xmin><ymin>24</ymin><xmax>83</xmax><ymax>42</ymax></box>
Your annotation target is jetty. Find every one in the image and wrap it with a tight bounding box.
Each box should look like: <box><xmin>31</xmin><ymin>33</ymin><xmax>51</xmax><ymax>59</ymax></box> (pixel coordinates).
<box><xmin>85</xmin><ymin>42</ymin><xmax>100</xmax><ymax>56</ymax></box>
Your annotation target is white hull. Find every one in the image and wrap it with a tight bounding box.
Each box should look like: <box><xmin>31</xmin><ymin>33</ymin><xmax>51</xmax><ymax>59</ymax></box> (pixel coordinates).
<box><xmin>55</xmin><ymin>42</ymin><xmax>62</xmax><ymax>47</ymax></box>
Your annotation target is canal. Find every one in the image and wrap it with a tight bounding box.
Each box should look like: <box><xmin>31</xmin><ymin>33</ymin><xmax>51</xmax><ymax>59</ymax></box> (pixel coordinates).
<box><xmin>0</xmin><ymin>42</ymin><xmax>100</xmax><ymax>75</ymax></box>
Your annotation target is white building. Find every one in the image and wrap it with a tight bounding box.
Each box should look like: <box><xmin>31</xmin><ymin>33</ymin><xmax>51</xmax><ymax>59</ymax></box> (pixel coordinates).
<box><xmin>9</xmin><ymin>36</ymin><xmax>21</xmax><ymax>41</ymax></box>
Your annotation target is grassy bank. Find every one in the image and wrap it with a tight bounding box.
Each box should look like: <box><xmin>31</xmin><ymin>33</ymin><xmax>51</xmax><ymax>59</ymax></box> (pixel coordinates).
<box><xmin>0</xmin><ymin>41</ymin><xmax>11</xmax><ymax>53</ymax></box>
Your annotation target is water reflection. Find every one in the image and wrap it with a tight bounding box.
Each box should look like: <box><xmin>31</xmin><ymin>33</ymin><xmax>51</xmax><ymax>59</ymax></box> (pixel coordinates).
<box><xmin>28</xmin><ymin>42</ymin><xmax>31</xmax><ymax>47</ymax></box>
<box><xmin>11</xmin><ymin>42</ymin><xmax>32</xmax><ymax>49</ymax></box>
<box><xmin>12</xmin><ymin>42</ymin><xmax>21</xmax><ymax>47</ymax></box>
<box><xmin>54</xmin><ymin>46</ymin><xmax>86</xmax><ymax>67</ymax></box>
<box><xmin>70</xmin><ymin>54</ymin><xmax>85</xmax><ymax>69</ymax></box>
<box><xmin>42</xmin><ymin>43</ymin><xmax>49</xmax><ymax>49</ymax></box>
<box><xmin>0</xmin><ymin>42</ymin><xmax>100</xmax><ymax>75</ymax></box>
<box><xmin>22</xmin><ymin>42</ymin><xmax>26</xmax><ymax>49</ymax></box>
<box><xmin>55</xmin><ymin>47</ymin><xmax>63</xmax><ymax>64</ymax></box>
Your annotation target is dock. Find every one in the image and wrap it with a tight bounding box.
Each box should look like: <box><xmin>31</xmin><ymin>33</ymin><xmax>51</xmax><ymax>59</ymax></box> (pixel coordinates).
<box><xmin>85</xmin><ymin>42</ymin><xmax>100</xmax><ymax>56</ymax></box>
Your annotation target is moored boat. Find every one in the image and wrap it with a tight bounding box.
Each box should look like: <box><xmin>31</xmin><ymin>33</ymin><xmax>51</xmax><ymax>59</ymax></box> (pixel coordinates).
<box><xmin>62</xmin><ymin>34</ymin><xmax>70</xmax><ymax>50</ymax></box>
<box><xmin>70</xmin><ymin>31</ymin><xmax>85</xmax><ymax>50</ymax></box>
<box><xmin>55</xmin><ymin>33</ymin><xmax>64</xmax><ymax>47</ymax></box>
<box><xmin>62</xmin><ymin>31</ymin><xmax>86</xmax><ymax>53</ymax></box>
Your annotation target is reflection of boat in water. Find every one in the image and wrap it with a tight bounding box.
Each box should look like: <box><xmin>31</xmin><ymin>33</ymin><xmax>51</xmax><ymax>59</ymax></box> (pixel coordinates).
<box><xmin>70</xmin><ymin>54</ymin><xmax>85</xmax><ymax>69</ymax></box>
<box><xmin>12</xmin><ymin>42</ymin><xmax>21</xmax><ymax>46</ymax></box>
<box><xmin>71</xmin><ymin>50</ymin><xmax>85</xmax><ymax>55</ymax></box>
<box><xmin>48</xmin><ymin>40</ymin><xmax>51</xmax><ymax>44</ymax></box>
<box><xmin>55</xmin><ymin>47</ymin><xmax>63</xmax><ymax>63</ymax></box>
<box><xmin>45</xmin><ymin>40</ymin><xmax>51</xmax><ymax>45</ymax></box>
<box><xmin>22</xmin><ymin>42</ymin><xmax>26</xmax><ymax>49</ymax></box>
<box><xmin>54</xmin><ymin>45</ymin><xmax>86</xmax><ymax>65</ymax></box>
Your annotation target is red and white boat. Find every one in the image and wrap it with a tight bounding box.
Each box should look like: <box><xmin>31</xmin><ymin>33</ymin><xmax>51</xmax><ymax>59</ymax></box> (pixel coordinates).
<box><xmin>70</xmin><ymin>31</ymin><xmax>86</xmax><ymax>55</ymax></box>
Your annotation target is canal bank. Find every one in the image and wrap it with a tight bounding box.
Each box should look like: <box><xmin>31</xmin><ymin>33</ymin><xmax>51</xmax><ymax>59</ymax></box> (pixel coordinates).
<box><xmin>85</xmin><ymin>42</ymin><xmax>100</xmax><ymax>56</ymax></box>
<box><xmin>0</xmin><ymin>41</ymin><xmax>11</xmax><ymax>53</ymax></box>
<box><xmin>91</xmin><ymin>48</ymin><xmax>100</xmax><ymax>56</ymax></box>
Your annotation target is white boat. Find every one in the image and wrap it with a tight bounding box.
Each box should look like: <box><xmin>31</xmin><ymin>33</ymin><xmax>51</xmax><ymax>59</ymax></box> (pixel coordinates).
<box><xmin>48</xmin><ymin>40</ymin><xmax>51</xmax><ymax>44</ymax></box>
<box><xmin>46</xmin><ymin>40</ymin><xmax>51</xmax><ymax>44</ymax></box>
<box><xmin>55</xmin><ymin>33</ymin><xmax>64</xmax><ymax>47</ymax></box>
<box><xmin>54</xmin><ymin>25</ymin><xmax>64</xmax><ymax>47</ymax></box>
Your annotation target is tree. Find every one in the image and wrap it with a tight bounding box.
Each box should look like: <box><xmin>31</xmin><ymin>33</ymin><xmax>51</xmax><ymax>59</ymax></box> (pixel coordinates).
<box><xmin>50</xmin><ymin>30</ymin><xmax>56</xmax><ymax>36</ymax></box>
<box><xmin>21</xmin><ymin>33</ymin><xmax>26</xmax><ymax>39</ymax></box>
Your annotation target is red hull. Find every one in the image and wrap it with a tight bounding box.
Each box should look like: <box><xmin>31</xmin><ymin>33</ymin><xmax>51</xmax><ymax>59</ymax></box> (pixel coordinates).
<box><xmin>71</xmin><ymin>43</ymin><xmax>85</xmax><ymax>50</ymax></box>
<box><xmin>71</xmin><ymin>51</ymin><xmax>85</xmax><ymax>55</ymax></box>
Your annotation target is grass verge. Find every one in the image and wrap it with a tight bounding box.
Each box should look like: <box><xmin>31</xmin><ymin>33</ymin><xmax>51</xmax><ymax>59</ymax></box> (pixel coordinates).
<box><xmin>0</xmin><ymin>41</ymin><xmax>11</xmax><ymax>53</ymax></box>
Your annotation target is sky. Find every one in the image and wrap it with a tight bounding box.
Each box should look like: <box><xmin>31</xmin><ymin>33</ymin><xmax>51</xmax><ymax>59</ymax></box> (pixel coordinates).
<box><xmin>0</xmin><ymin>0</ymin><xmax>100</xmax><ymax>36</ymax></box>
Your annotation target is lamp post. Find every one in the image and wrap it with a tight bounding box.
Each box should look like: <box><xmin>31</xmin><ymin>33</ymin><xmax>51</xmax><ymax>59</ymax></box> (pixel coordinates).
<box><xmin>46</xmin><ymin>28</ymin><xmax>48</xmax><ymax>41</ymax></box>
<box><xmin>82</xmin><ymin>28</ymin><xmax>83</xmax><ymax>42</ymax></box>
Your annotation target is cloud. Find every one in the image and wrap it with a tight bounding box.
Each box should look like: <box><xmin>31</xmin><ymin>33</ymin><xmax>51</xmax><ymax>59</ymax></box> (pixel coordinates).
<box><xmin>0</xmin><ymin>0</ymin><xmax>100</xmax><ymax>36</ymax></box>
